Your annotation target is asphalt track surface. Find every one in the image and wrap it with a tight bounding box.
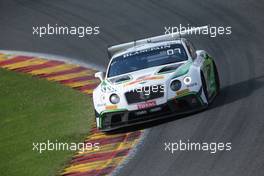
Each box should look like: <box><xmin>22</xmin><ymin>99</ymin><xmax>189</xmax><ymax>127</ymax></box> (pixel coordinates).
<box><xmin>1</xmin><ymin>0</ymin><xmax>264</xmax><ymax>176</ymax></box>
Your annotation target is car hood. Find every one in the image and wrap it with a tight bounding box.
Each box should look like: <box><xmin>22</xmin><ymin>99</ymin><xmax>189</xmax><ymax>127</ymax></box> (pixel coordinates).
<box><xmin>102</xmin><ymin>61</ymin><xmax>190</xmax><ymax>93</ymax></box>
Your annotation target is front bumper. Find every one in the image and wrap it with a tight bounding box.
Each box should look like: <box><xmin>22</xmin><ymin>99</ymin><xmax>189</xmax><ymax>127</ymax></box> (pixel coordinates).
<box><xmin>99</xmin><ymin>92</ymin><xmax>206</xmax><ymax>131</ymax></box>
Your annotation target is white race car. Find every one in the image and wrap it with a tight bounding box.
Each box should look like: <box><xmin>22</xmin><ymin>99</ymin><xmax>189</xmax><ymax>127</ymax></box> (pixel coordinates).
<box><xmin>93</xmin><ymin>27</ymin><xmax>220</xmax><ymax>131</ymax></box>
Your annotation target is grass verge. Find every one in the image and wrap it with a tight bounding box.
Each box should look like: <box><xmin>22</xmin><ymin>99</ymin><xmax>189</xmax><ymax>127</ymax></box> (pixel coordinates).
<box><xmin>0</xmin><ymin>68</ymin><xmax>94</xmax><ymax>176</ymax></box>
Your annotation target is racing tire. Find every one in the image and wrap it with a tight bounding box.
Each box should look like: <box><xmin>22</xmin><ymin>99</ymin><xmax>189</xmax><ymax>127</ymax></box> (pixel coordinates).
<box><xmin>212</xmin><ymin>61</ymin><xmax>220</xmax><ymax>94</ymax></box>
<box><xmin>201</xmin><ymin>72</ymin><xmax>209</xmax><ymax>103</ymax></box>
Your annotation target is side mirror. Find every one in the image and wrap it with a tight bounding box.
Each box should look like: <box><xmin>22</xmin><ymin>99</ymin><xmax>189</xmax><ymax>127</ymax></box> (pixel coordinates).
<box><xmin>196</xmin><ymin>50</ymin><xmax>206</xmax><ymax>58</ymax></box>
<box><xmin>94</xmin><ymin>72</ymin><xmax>105</xmax><ymax>82</ymax></box>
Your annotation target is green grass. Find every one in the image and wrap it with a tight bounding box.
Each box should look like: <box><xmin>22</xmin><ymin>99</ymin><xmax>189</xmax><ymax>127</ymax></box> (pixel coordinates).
<box><xmin>0</xmin><ymin>68</ymin><xmax>94</xmax><ymax>176</ymax></box>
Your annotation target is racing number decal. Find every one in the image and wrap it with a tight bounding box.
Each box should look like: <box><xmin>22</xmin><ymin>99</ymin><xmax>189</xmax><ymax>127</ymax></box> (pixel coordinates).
<box><xmin>167</xmin><ymin>48</ymin><xmax>181</xmax><ymax>56</ymax></box>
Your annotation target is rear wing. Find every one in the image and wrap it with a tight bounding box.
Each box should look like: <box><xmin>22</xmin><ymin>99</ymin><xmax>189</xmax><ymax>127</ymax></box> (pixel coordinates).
<box><xmin>107</xmin><ymin>26</ymin><xmax>208</xmax><ymax>59</ymax></box>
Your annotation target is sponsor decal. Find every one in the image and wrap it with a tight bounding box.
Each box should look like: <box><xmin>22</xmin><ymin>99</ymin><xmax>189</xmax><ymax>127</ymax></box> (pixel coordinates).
<box><xmin>139</xmin><ymin>81</ymin><xmax>147</xmax><ymax>85</ymax></box>
<box><xmin>137</xmin><ymin>75</ymin><xmax>151</xmax><ymax>80</ymax></box>
<box><xmin>105</xmin><ymin>105</ymin><xmax>118</xmax><ymax>110</ymax></box>
<box><xmin>135</xmin><ymin>107</ymin><xmax>162</xmax><ymax>116</ymax></box>
<box><xmin>101</xmin><ymin>81</ymin><xmax>116</xmax><ymax>93</ymax></box>
<box><xmin>124</xmin><ymin>76</ymin><xmax>164</xmax><ymax>87</ymax></box>
<box><xmin>150</xmin><ymin>107</ymin><xmax>162</xmax><ymax>112</ymax></box>
<box><xmin>97</xmin><ymin>103</ymin><xmax>106</xmax><ymax>107</ymax></box>
<box><xmin>137</xmin><ymin>100</ymin><xmax>157</xmax><ymax>110</ymax></box>
<box><xmin>186</xmin><ymin>82</ymin><xmax>198</xmax><ymax>88</ymax></box>
<box><xmin>100</xmin><ymin>94</ymin><xmax>106</xmax><ymax>102</ymax></box>
<box><xmin>176</xmin><ymin>89</ymin><xmax>190</xmax><ymax>96</ymax></box>
<box><xmin>123</xmin><ymin>45</ymin><xmax>172</xmax><ymax>58</ymax></box>
<box><xmin>135</xmin><ymin>110</ymin><xmax>147</xmax><ymax>116</ymax></box>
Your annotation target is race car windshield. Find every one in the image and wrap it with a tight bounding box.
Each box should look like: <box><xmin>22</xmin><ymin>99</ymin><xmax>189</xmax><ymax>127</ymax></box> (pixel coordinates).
<box><xmin>107</xmin><ymin>44</ymin><xmax>188</xmax><ymax>77</ymax></box>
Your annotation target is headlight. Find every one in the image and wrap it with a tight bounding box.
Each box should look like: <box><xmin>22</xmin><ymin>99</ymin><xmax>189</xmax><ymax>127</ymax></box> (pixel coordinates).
<box><xmin>183</xmin><ymin>76</ymin><xmax>192</xmax><ymax>85</ymax></box>
<box><xmin>170</xmin><ymin>80</ymin><xmax>181</xmax><ymax>91</ymax></box>
<box><xmin>109</xmin><ymin>94</ymin><xmax>120</xmax><ymax>104</ymax></box>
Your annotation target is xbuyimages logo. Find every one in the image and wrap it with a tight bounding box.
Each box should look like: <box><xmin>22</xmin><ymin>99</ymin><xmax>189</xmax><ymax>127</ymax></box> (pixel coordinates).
<box><xmin>32</xmin><ymin>140</ymin><xmax>100</xmax><ymax>154</ymax></box>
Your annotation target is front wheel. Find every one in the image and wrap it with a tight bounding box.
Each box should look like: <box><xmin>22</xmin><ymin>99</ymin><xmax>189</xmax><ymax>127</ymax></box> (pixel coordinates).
<box><xmin>94</xmin><ymin>109</ymin><xmax>99</xmax><ymax>119</ymax></box>
<box><xmin>212</xmin><ymin>61</ymin><xmax>220</xmax><ymax>94</ymax></box>
<box><xmin>201</xmin><ymin>72</ymin><xmax>209</xmax><ymax>103</ymax></box>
